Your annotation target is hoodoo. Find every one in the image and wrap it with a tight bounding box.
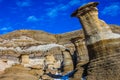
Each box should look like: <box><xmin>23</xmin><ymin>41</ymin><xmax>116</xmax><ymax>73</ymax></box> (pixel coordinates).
<box><xmin>71</xmin><ymin>2</ymin><xmax>120</xmax><ymax>80</ymax></box>
<box><xmin>0</xmin><ymin>2</ymin><xmax>120</xmax><ymax>80</ymax></box>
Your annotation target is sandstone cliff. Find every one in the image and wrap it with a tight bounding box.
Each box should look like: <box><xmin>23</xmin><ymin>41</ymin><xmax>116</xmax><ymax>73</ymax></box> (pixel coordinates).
<box><xmin>72</xmin><ymin>2</ymin><xmax>120</xmax><ymax>80</ymax></box>
<box><xmin>0</xmin><ymin>24</ymin><xmax>119</xmax><ymax>80</ymax></box>
<box><xmin>0</xmin><ymin>2</ymin><xmax>120</xmax><ymax>80</ymax></box>
<box><xmin>0</xmin><ymin>29</ymin><xmax>87</xmax><ymax>80</ymax></box>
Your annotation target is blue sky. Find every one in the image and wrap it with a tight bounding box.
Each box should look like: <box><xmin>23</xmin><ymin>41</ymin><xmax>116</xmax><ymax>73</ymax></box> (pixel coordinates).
<box><xmin>0</xmin><ymin>0</ymin><xmax>120</xmax><ymax>34</ymax></box>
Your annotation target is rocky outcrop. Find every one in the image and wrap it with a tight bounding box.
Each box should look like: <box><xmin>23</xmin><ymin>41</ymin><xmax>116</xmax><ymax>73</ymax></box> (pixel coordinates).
<box><xmin>0</xmin><ymin>35</ymin><xmax>77</xmax><ymax>80</ymax></box>
<box><xmin>0</xmin><ymin>25</ymin><xmax>120</xmax><ymax>80</ymax></box>
<box><xmin>72</xmin><ymin>2</ymin><xmax>120</xmax><ymax>80</ymax></box>
<box><xmin>0</xmin><ymin>9</ymin><xmax>120</xmax><ymax>79</ymax></box>
<box><xmin>0</xmin><ymin>25</ymin><xmax>120</xmax><ymax>79</ymax></box>
<box><xmin>0</xmin><ymin>65</ymin><xmax>38</xmax><ymax>80</ymax></box>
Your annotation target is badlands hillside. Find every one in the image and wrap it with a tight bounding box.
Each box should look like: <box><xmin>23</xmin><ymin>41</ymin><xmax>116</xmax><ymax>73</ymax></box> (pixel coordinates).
<box><xmin>0</xmin><ymin>2</ymin><xmax>120</xmax><ymax>80</ymax></box>
<box><xmin>0</xmin><ymin>25</ymin><xmax>119</xmax><ymax>80</ymax></box>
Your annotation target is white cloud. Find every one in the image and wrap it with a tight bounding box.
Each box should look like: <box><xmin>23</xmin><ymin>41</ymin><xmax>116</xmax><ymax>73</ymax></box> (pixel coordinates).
<box><xmin>46</xmin><ymin>0</ymin><xmax>88</xmax><ymax>18</ymax></box>
<box><xmin>0</xmin><ymin>27</ymin><xmax>8</xmax><ymax>31</ymax></box>
<box><xmin>69</xmin><ymin>0</ymin><xmax>81</xmax><ymax>6</ymax></box>
<box><xmin>101</xmin><ymin>3</ymin><xmax>120</xmax><ymax>16</ymax></box>
<box><xmin>27</xmin><ymin>16</ymin><xmax>39</xmax><ymax>22</ymax></box>
<box><xmin>0</xmin><ymin>27</ymin><xmax>13</xmax><ymax>31</ymax></box>
<box><xmin>46</xmin><ymin>4</ymin><xmax>69</xmax><ymax>17</ymax></box>
<box><xmin>16</xmin><ymin>0</ymin><xmax>31</xmax><ymax>7</ymax></box>
<box><xmin>47</xmin><ymin>8</ymin><xmax>58</xmax><ymax>17</ymax></box>
<box><xmin>46</xmin><ymin>4</ymin><xmax>68</xmax><ymax>17</ymax></box>
<box><xmin>0</xmin><ymin>26</ymin><xmax>13</xmax><ymax>34</ymax></box>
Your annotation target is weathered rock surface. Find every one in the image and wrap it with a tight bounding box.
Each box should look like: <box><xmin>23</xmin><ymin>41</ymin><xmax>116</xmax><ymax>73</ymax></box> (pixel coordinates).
<box><xmin>72</xmin><ymin>2</ymin><xmax>120</xmax><ymax>80</ymax></box>
<box><xmin>0</xmin><ymin>24</ymin><xmax>119</xmax><ymax>80</ymax></box>
<box><xmin>0</xmin><ymin>30</ymin><xmax>86</xmax><ymax>80</ymax></box>
<box><xmin>0</xmin><ymin>3</ymin><xmax>120</xmax><ymax>79</ymax></box>
<box><xmin>0</xmin><ymin>65</ymin><xmax>38</xmax><ymax>80</ymax></box>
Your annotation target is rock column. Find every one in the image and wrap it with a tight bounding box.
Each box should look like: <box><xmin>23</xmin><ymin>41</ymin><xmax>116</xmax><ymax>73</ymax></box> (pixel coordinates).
<box><xmin>62</xmin><ymin>51</ymin><xmax>74</xmax><ymax>75</ymax></box>
<box><xmin>71</xmin><ymin>2</ymin><xmax>120</xmax><ymax>80</ymax></box>
<box><xmin>21</xmin><ymin>54</ymin><xmax>29</xmax><ymax>64</ymax></box>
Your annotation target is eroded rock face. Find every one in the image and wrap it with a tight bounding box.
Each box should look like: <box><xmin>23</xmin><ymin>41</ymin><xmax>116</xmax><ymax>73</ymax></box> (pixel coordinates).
<box><xmin>72</xmin><ymin>2</ymin><xmax>120</xmax><ymax>80</ymax></box>
<box><xmin>0</xmin><ymin>36</ymin><xmax>78</xmax><ymax>80</ymax></box>
<box><xmin>0</xmin><ymin>19</ymin><xmax>120</xmax><ymax>79</ymax></box>
<box><xmin>0</xmin><ymin>29</ymin><xmax>89</xmax><ymax>80</ymax></box>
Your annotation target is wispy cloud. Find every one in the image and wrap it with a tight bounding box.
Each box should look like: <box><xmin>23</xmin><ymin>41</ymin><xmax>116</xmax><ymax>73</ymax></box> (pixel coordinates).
<box><xmin>27</xmin><ymin>16</ymin><xmax>39</xmax><ymax>22</ymax></box>
<box><xmin>69</xmin><ymin>0</ymin><xmax>81</xmax><ymax>6</ymax></box>
<box><xmin>0</xmin><ymin>26</ymin><xmax>13</xmax><ymax>34</ymax></box>
<box><xmin>46</xmin><ymin>4</ymin><xmax>68</xmax><ymax>17</ymax></box>
<box><xmin>0</xmin><ymin>27</ymin><xmax>8</xmax><ymax>31</ymax></box>
<box><xmin>16</xmin><ymin>0</ymin><xmax>31</xmax><ymax>7</ymax></box>
<box><xmin>101</xmin><ymin>3</ymin><xmax>120</xmax><ymax>16</ymax></box>
<box><xmin>0</xmin><ymin>27</ymin><xmax>13</xmax><ymax>31</ymax></box>
<box><xmin>46</xmin><ymin>8</ymin><xmax>58</xmax><ymax>17</ymax></box>
<box><xmin>46</xmin><ymin>0</ymin><xmax>88</xmax><ymax>18</ymax></box>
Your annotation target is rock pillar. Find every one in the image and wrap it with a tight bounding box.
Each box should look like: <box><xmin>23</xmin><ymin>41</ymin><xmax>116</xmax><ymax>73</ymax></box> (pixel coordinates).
<box><xmin>71</xmin><ymin>37</ymin><xmax>88</xmax><ymax>62</ymax></box>
<box><xmin>71</xmin><ymin>2</ymin><xmax>120</xmax><ymax>80</ymax></box>
<box><xmin>21</xmin><ymin>54</ymin><xmax>29</xmax><ymax>64</ymax></box>
<box><xmin>62</xmin><ymin>51</ymin><xmax>74</xmax><ymax>75</ymax></box>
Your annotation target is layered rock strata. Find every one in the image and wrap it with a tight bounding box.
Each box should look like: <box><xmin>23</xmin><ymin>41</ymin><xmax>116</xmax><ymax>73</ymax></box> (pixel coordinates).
<box><xmin>0</xmin><ymin>34</ymin><xmax>78</xmax><ymax>80</ymax></box>
<box><xmin>71</xmin><ymin>2</ymin><xmax>120</xmax><ymax>80</ymax></box>
<box><xmin>0</xmin><ymin>23</ymin><xmax>120</xmax><ymax>79</ymax></box>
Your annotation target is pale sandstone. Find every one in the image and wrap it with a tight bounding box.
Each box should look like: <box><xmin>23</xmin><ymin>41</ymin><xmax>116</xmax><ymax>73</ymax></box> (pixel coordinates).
<box><xmin>0</xmin><ymin>11</ymin><xmax>120</xmax><ymax>80</ymax></box>
<box><xmin>71</xmin><ymin>2</ymin><xmax>120</xmax><ymax>80</ymax></box>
